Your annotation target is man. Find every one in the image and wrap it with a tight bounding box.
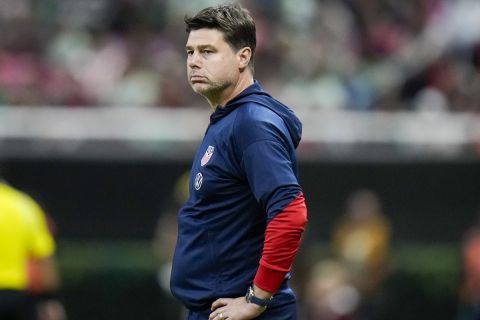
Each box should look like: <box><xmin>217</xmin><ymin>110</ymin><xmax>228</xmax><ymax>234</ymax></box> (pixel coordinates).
<box><xmin>0</xmin><ymin>179</ymin><xmax>65</xmax><ymax>320</ymax></box>
<box><xmin>170</xmin><ymin>4</ymin><xmax>308</xmax><ymax>320</ymax></box>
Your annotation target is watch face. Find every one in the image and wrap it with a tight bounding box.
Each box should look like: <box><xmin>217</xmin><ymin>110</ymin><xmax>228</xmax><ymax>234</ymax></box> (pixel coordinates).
<box><xmin>246</xmin><ymin>287</ymin><xmax>254</xmax><ymax>302</ymax></box>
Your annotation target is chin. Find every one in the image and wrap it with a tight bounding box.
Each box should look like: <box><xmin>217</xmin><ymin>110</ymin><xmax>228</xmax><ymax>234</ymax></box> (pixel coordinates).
<box><xmin>192</xmin><ymin>83</ymin><xmax>212</xmax><ymax>95</ymax></box>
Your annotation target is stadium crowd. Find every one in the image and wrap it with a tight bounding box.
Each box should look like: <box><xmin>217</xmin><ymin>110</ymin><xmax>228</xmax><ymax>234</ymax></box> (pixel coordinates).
<box><xmin>0</xmin><ymin>0</ymin><xmax>479</xmax><ymax>111</ymax></box>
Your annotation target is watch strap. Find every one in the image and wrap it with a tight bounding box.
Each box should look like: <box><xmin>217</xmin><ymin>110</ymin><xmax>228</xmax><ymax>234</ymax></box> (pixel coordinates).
<box><xmin>245</xmin><ymin>286</ymin><xmax>272</xmax><ymax>308</ymax></box>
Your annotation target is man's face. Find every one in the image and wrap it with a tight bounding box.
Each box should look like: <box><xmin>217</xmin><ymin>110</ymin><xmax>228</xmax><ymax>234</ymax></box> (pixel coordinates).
<box><xmin>185</xmin><ymin>28</ymin><xmax>240</xmax><ymax>98</ymax></box>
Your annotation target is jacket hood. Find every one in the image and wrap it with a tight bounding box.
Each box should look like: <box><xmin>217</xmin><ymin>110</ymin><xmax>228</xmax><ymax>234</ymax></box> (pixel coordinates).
<box><xmin>210</xmin><ymin>81</ymin><xmax>302</xmax><ymax>147</ymax></box>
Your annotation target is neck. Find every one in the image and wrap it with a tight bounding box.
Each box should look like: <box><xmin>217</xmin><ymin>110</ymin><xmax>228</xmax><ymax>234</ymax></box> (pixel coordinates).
<box><xmin>207</xmin><ymin>74</ymin><xmax>254</xmax><ymax>110</ymax></box>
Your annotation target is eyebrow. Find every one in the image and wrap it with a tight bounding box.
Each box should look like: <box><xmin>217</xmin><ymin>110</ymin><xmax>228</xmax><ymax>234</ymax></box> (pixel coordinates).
<box><xmin>185</xmin><ymin>44</ymin><xmax>216</xmax><ymax>51</ymax></box>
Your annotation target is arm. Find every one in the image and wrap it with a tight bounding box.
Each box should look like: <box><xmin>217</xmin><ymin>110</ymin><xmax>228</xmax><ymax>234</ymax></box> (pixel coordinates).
<box><xmin>254</xmin><ymin>192</ymin><xmax>307</xmax><ymax>293</ymax></box>
<box><xmin>29</xmin><ymin>256</ymin><xmax>66</xmax><ymax>320</ymax></box>
<box><xmin>27</xmin><ymin>205</ymin><xmax>66</xmax><ymax>320</ymax></box>
<box><xmin>29</xmin><ymin>255</ymin><xmax>61</xmax><ymax>293</ymax></box>
<box><xmin>211</xmin><ymin>133</ymin><xmax>307</xmax><ymax>319</ymax></box>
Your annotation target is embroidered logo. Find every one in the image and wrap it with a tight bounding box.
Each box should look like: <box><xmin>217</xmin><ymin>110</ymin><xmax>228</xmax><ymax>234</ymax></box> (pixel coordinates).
<box><xmin>194</xmin><ymin>172</ymin><xmax>203</xmax><ymax>190</ymax></box>
<box><xmin>201</xmin><ymin>145</ymin><xmax>215</xmax><ymax>166</ymax></box>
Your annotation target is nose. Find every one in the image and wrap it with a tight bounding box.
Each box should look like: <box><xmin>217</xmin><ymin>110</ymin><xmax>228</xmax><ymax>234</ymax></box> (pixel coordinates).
<box><xmin>188</xmin><ymin>52</ymin><xmax>201</xmax><ymax>69</ymax></box>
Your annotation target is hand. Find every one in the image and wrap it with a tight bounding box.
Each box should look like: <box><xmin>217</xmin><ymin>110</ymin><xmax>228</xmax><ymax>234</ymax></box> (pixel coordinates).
<box><xmin>36</xmin><ymin>300</ymin><xmax>66</xmax><ymax>320</ymax></box>
<box><xmin>209</xmin><ymin>297</ymin><xmax>265</xmax><ymax>320</ymax></box>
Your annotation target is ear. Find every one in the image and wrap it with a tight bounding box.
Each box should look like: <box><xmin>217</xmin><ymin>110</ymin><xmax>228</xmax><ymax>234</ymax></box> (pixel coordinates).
<box><xmin>237</xmin><ymin>47</ymin><xmax>252</xmax><ymax>71</ymax></box>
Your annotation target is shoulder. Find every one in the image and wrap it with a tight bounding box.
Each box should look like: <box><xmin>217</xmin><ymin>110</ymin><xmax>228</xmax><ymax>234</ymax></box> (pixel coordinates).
<box><xmin>0</xmin><ymin>183</ymin><xmax>30</xmax><ymax>207</ymax></box>
<box><xmin>234</xmin><ymin>102</ymin><xmax>286</xmax><ymax>134</ymax></box>
<box><xmin>232</xmin><ymin>102</ymin><xmax>289</xmax><ymax>153</ymax></box>
<box><xmin>0</xmin><ymin>183</ymin><xmax>45</xmax><ymax>224</ymax></box>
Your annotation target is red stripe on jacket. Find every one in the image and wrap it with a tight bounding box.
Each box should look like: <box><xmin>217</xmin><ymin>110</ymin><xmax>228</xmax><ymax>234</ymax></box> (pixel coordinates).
<box><xmin>253</xmin><ymin>193</ymin><xmax>308</xmax><ymax>293</ymax></box>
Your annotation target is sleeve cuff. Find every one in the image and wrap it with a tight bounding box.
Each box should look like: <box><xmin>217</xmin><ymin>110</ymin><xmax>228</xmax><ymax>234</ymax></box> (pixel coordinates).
<box><xmin>253</xmin><ymin>263</ymin><xmax>287</xmax><ymax>293</ymax></box>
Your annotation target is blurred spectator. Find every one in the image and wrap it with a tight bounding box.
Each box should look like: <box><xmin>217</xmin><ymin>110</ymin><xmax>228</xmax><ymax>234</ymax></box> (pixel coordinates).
<box><xmin>331</xmin><ymin>189</ymin><xmax>392</xmax><ymax>296</ymax></box>
<box><xmin>0</xmin><ymin>178</ymin><xmax>66</xmax><ymax>320</ymax></box>
<box><xmin>0</xmin><ymin>0</ymin><xmax>478</xmax><ymax>111</ymax></box>
<box><xmin>304</xmin><ymin>189</ymin><xmax>392</xmax><ymax>320</ymax></box>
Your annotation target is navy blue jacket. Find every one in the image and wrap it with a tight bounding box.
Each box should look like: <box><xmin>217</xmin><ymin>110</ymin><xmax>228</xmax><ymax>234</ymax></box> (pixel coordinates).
<box><xmin>170</xmin><ymin>82</ymin><xmax>303</xmax><ymax>311</ymax></box>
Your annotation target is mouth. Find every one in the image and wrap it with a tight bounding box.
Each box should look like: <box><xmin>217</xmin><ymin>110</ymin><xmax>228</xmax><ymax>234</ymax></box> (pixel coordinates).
<box><xmin>190</xmin><ymin>75</ymin><xmax>207</xmax><ymax>83</ymax></box>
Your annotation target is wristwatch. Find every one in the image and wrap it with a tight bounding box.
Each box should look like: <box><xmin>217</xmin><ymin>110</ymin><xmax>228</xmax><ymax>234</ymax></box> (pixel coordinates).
<box><xmin>245</xmin><ymin>286</ymin><xmax>273</xmax><ymax>309</ymax></box>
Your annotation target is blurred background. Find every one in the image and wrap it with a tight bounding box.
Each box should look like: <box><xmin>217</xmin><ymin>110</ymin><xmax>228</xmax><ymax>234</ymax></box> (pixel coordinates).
<box><xmin>0</xmin><ymin>0</ymin><xmax>480</xmax><ymax>319</ymax></box>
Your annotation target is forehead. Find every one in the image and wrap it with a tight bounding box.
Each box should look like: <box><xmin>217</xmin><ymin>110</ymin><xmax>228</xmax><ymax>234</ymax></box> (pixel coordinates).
<box><xmin>186</xmin><ymin>28</ymin><xmax>227</xmax><ymax>47</ymax></box>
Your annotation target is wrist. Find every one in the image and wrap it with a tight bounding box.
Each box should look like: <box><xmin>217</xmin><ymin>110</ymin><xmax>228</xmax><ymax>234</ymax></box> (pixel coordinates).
<box><xmin>245</xmin><ymin>285</ymin><xmax>273</xmax><ymax>309</ymax></box>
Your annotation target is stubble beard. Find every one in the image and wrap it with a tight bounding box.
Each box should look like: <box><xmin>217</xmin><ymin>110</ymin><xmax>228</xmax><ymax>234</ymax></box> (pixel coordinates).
<box><xmin>192</xmin><ymin>79</ymin><xmax>232</xmax><ymax>104</ymax></box>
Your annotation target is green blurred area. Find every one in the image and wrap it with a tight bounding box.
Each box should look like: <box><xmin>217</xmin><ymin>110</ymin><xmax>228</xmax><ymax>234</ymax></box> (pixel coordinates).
<box><xmin>374</xmin><ymin>243</ymin><xmax>461</xmax><ymax>320</ymax></box>
<box><xmin>394</xmin><ymin>243</ymin><xmax>460</xmax><ymax>296</ymax></box>
<box><xmin>58</xmin><ymin>240</ymin><xmax>158</xmax><ymax>276</ymax></box>
<box><xmin>56</xmin><ymin>240</ymin><xmax>463</xmax><ymax>320</ymax></box>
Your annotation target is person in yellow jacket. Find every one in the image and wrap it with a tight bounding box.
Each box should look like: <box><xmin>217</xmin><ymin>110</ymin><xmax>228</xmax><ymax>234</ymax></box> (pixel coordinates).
<box><xmin>0</xmin><ymin>180</ymin><xmax>65</xmax><ymax>320</ymax></box>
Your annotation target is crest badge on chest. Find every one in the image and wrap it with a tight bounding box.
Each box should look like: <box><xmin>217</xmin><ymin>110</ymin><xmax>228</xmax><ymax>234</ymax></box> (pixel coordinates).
<box><xmin>201</xmin><ymin>145</ymin><xmax>215</xmax><ymax>166</ymax></box>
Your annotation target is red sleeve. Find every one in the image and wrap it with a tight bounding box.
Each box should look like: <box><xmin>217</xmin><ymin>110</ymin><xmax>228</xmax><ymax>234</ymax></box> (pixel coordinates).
<box><xmin>253</xmin><ymin>193</ymin><xmax>307</xmax><ymax>293</ymax></box>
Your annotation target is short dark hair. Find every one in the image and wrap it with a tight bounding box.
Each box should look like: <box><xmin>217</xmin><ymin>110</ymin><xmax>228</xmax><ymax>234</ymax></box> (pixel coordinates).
<box><xmin>185</xmin><ymin>4</ymin><xmax>256</xmax><ymax>71</ymax></box>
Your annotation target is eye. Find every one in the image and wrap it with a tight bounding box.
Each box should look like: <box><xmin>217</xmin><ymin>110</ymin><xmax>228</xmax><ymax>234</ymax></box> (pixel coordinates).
<box><xmin>201</xmin><ymin>49</ymin><xmax>213</xmax><ymax>54</ymax></box>
<box><xmin>186</xmin><ymin>50</ymin><xmax>194</xmax><ymax>56</ymax></box>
